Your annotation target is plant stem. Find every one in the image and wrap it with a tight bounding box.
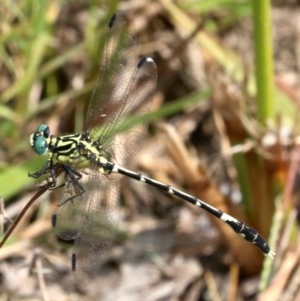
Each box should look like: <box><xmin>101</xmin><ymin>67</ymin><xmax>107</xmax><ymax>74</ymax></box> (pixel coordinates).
<box><xmin>252</xmin><ymin>0</ymin><xmax>275</xmax><ymax>125</ymax></box>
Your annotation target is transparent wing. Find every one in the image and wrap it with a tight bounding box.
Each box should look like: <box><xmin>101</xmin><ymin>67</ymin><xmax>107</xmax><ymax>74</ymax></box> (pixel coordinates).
<box><xmin>84</xmin><ymin>12</ymin><xmax>157</xmax><ymax>160</ymax></box>
<box><xmin>97</xmin><ymin>56</ymin><xmax>157</xmax><ymax>166</ymax></box>
<box><xmin>84</xmin><ymin>11</ymin><xmax>133</xmax><ymax>133</ymax></box>
<box><xmin>52</xmin><ymin>168</ymin><xmax>120</xmax><ymax>285</ymax></box>
<box><xmin>72</xmin><ymin>170</ymin><xmax>120</xmax><ymax>285</ymax></box>
<box><xmin>97</xmin><ymin>56</ymin><xmax>157</xmax><ymax>141</ymax></box>
<box><xmin>52</xmin><ymin>170</ymin><xmax>87</xmax><ymax>241</ymax></box>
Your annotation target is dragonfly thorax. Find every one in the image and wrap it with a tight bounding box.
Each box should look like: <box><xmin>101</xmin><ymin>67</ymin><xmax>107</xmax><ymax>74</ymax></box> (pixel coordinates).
<box><xmin>30</xmin><ymin>124</ymin><xmax>108</xmax><ymax>169</ymax></box>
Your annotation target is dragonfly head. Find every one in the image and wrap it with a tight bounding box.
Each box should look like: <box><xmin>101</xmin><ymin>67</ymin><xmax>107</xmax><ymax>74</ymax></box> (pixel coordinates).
<box><xmin>30</xmin><ymin>124</ymin><xmax>50</xmax><ymax>155</ymax></box>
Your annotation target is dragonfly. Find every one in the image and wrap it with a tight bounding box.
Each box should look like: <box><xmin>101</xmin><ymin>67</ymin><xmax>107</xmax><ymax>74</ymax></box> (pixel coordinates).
<box><xmin>28</xmin><ymin>12</ymin><xmax>275</xmax><ymax>282</ymax></box>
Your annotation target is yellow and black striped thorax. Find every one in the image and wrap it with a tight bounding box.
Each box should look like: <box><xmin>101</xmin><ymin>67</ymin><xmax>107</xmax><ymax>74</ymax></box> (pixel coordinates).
<box><xmin>29</xmin><ymin>124</ymin><xmax>109</xmax><ymax>170</ymax></box>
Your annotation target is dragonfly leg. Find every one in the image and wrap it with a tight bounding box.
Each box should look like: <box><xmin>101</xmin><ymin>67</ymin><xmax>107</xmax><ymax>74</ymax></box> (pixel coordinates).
<box><xmin>28</xmin><ymin>159</ymin><xmax>58</xmax><ymax>189</ymax></box>
<box><xmin>57</xmin><ymin>164</ymin><xmax>85</xmax><ymax>206</ymax></box>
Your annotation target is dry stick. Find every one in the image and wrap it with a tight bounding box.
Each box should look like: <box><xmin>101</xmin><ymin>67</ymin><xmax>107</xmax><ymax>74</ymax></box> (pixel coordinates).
<box><xmin>0</xmin><ymin>197</ymin><xmax>6</xmax><ymax>236</ymax></box>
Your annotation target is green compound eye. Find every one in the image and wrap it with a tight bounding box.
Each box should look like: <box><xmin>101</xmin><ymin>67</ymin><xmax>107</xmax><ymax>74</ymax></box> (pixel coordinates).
<box><xmin>36</xmin><ymin>124</ymin><xmax>50</xmax><ymax>138</ymax></box>
<box><xmin>34</xmin><ymin>135</ymin><xmax>48</xmax><ymax>155</ymax></box>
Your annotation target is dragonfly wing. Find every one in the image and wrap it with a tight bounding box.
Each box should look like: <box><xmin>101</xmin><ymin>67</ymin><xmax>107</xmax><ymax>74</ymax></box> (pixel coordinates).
<box><xmin>72</xmin><ymin>169</ymin><xmax>120</xmax><ymax>284</ymax></box>
<box><xmin>84</xmin><ymin>12</ymin><xmax>157</xmax><ymax>164</ymax></box>
<box><xmin>52</xmin><ymin>171</ymin><xmax>87</xmax><ymax>241</ymax></box>
<box><xmin>84</xmin><ymin>11</ymin><xmax>134</xmax><ymax>133</ymax></box>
